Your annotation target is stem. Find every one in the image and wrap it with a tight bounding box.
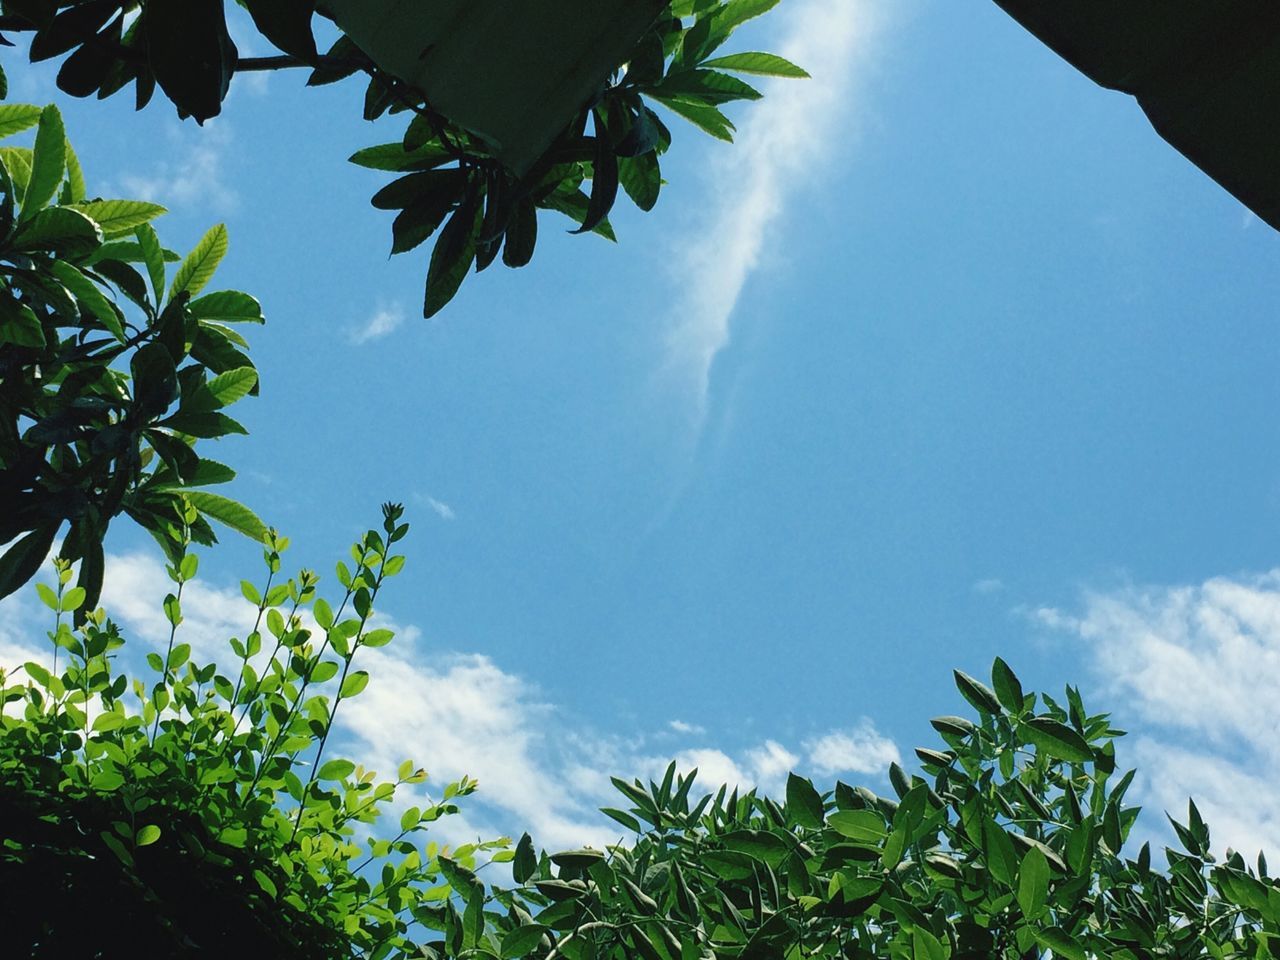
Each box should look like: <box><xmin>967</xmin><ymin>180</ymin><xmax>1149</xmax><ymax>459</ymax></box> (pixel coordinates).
<box><xmin>150</xmin><ymin>575</ymin><xmax>185</xmax><ymax>741</ymax></box>
<box><xmin>288</xmin><ymin>559</ymin><xmax>388</xmax><ymax>841</ymax></box>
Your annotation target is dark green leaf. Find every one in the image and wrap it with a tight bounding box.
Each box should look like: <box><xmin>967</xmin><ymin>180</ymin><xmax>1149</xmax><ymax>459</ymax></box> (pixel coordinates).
<box><xmin>0</xmin><ymin>523</ymin><xmax>58</xmax><ymax>601</ymax></box>
<box><xmin>423</xmin><ymin>187</ymin><xmax>481</xmax><ymax>318</ymax></box>
<box><xmin>144</xmin><ymin>0</ymin><xmax>237</xmax><ymax>123</ymax></box>
<box><xmin>1022</xmin><ymin>716</ymin><xmax>1094</xmax><ymax>763</ymax></box>
<box><xmin>244</xmin><ymin>0</ymin><xmax>316</xmax><ymax>62</ymax></box>
<box><xmin>991</xmin><ymin>656</ymin><xmax>1025</xmax><ymax>713</ymax></box>
<box><xmin>954</xmin><ymin>669</ymin><xmax>1003</xmax><ymax>716</ymax></box>
<box><xmin>785</xmin><ymin>772</ymin><xmax>824</xmax><ymax>829</ymax></box>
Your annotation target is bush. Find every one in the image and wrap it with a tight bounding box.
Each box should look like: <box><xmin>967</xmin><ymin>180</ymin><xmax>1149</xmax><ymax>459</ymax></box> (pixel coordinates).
<box><xmin>1</xmin><ymin>503</ymin><xmax>507</xmax><ymax>959</ymax></box>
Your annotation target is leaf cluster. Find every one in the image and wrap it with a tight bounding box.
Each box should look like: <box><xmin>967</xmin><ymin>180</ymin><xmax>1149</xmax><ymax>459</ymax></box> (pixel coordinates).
<box><xmin>411</xmin><ymin>660</ymin><xmax>1280</xmax><ymax>960</ymax></box>
<box><xmin>0</xmin><ymin>1</ymin><xmax>805</xmax><ymax>318</ymax></box>
<box><xmin>351</xmin><ymin>0</ymin><xmax>809</xmax><ymax>317</ymax></box>
<box><xmin>0</xmin><ymin>101</ymin><xmax>267</xmax><ymax>612</ymax></box>
<box><xmin>0</xmin><ymin>504</ymin><xmax>509</xmax><ymax>959</ymax></box>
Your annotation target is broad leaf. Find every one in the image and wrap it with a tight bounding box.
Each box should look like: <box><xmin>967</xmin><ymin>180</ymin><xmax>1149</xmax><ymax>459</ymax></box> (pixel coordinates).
<box><xmin>182</xmin><ymin>491</ymin><xmax>268</xmax><ymax>542</ymax></box>
<box><xmin>169</xmin><ymin>223</ymin><xmax>228</xmax><ymax>302</ymax></box>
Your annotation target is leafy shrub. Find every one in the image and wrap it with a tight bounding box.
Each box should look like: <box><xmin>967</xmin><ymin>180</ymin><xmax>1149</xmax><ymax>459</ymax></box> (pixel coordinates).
<box><xmin>0</xmin><ymin>102</ymin><xmax>267</xmax><ymax>611</ymax></box>
<box><xmin>0</xmin><ymin>503</ymin><xmax>507</xmax><ymax>959</ymax></box>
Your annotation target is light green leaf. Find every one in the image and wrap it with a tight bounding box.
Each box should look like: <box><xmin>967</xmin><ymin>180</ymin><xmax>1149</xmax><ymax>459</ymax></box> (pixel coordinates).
<box><xmin>48</xmin><ymin>260</ymin><xmax>125</xmax><ymax>341</ymax></box>
<box><xmin>0</xmin><ymin>146</ymin><xmax>32</xmax><ymax>193</ymax></box>
<box><xmin>317</xmin><ymin>759</ymin><xmax>355</xmax><ymax>780</ymax></box>
<box><xmin>61</xmin><ymin>139</ymin><xmax>85</xmax><ymax>204</ymax></box>
<box><xmin>183</xmin><ymin>491</ymin><xmax>269</xmax><ymax>543</ymax></box>
<box><xmin>21</xmin><ymin>104</ymin><xmax>65</xmax><ymax>221</ymax></box>
<box><xmin>136</xmin><ymin>223</ymin><xmax>166</xmax><ymax>304</ymax></box>
<box><xmin>203</xmin><ymin>367</ymin><xmax>258</xmax><ymax>407</ymax></box>
<box><xmin>0</xmin><ymin>103</ymin><xmax>42</xmax><ymax>140</ymax></box>
<box><xmin>701</xmin><ymin>52</ymin><xmax>809</xmax><ymax>78</ymax></box>
<box><xmin>135</xmin><ymin>824</ymin><xmax>162</xmax><ymax>847</ymax></box>
<box><xmin>60</xmin><ymin>586</ymin><xmax>86</xmax><ymax>613</ymax></box>
<box><xmin>340</xmin><ymin>670</ymin><xmax>369</xmax><ymax>698</ymax></box>
<box><xmin>73</xmin><ymin>199</ymin><xmax>166</xmax><ymax>237</ymax></box>
<box><xmin>169</xmin><ymin>223</ymin><xmax>228</xmax><ymax>302</ymax></box>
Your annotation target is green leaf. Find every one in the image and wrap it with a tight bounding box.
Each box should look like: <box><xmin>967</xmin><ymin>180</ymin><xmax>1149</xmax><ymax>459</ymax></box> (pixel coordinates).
<box><xmin>21</xmin><ymin>104</ymin><xmax>65</xmax><ymax>220</ymax></box>
<box><xmin>340</xmin><ymin>670</ymin><xmax>369</xmax><ymax>698</ymax></box>
<box><xmin>1017</xmin><ymin>846</ymin><xmax>1049</xmax><ymax>918</ymax></box>
<box><xmin>1035</xmin><ymin>928</ymin><xmax>1085</xmax><ymax>960</ymax></box>
<box><xmin>48</xmin><ymin>260</ymin><xmax>125</xmax><ymax>341</ymax></box>
<box><xmin>1022</xmin><ymin>716</ymin><xmax>1094</xmax><ymax>763</ymax></box>
<box><xmin>651</xmin><ymin>69</ymin><xmax>763</xmax><ymax>106</ymax></box>
<box><xmin>513</xmin><ymin>832</ymin><xmax>538</xmax><ymax>884</ymax></box>
<box><xmin>501</xmin><ymin>924</ymin><xmax>550</xmax><ymax>959</ymax></box>
<box><xmin>0</xmin><ymin>103</ymin><xmax>42</xmax><ymax>140</ymax></box>
<box><xmin>828</xmin><ymin>809</ymin><xmax>887</xmax><ymax>842</ymax></box>
<box><xmin>243</xmin><ymin>0</ymin><xmax>316</xmax><ymax>62</ymax></box>
<box><xmin>201</xmin><ymin>367</ymin><xmax>258</xmax><ymax>408</ymax></box>
<box><xmin>146</xmin><ymin>0</ymin><xmax>237</xmax><ymax>123</ymax></box>
<box><xmin>12</xmin><ymin>206</ymin><xmax>103</xmax><ymax>253</ymax></box>
<box><xmin>649</xmin><ymin>96</ymin><xmax>735</xmax><ymax>142</ymax></box>
<box><xmin>423</xmin><ymin>189</ymin><xmax>482</xmax><ymax>319</ymax></box>
<box><xmin>187</xmin><ymin>290</ymin><xmax>264</xmax><ymax>323</ymax></box>
<box><xmin>182</xmin><ymin>491</ymin><xmax>269</xmax><ymax>543</ymax></box>
<box><xmin>992</xmin><ymin>656</ymin><xmax>1025</xmax><ymax>713</ymax></box>
<box><xmin>350</xmin><ymin>141</ymin><xmax>453</xmax><ymax>172</ymax></box>
<box><xmin>60</xmin><ymin>586</ymin><xmax>86</xmax><ymax>612</ymax></box>
<box><xmin>619</xmin><ymin>152</ymin><xmax>661</xmax><ymax>212</ymax></box>
<box><xmin>73</xmin><ymin>199</ymin><xmax>166</xmax><ymax>237</ymax></box>
<box><xmin>954</xmin><ymin>669</ymin><xmax>1003</xmax><ymax>716</ymax></box>
<box><xmin>601</xmin><ymin>807</ymin><xmax>641</xmax><ymax>833</ymax></box>
<box><xmin>701</xmin><ymin>52</ymin><xmax>810</xmax><ymax>78</ymax></box>
<box><xmin>785</xmin><ymin>772</ymin><xmax>825</xmax><ymax>829</ymax></box>
<box><xmin>169</xmin><ymin>223</ymin><xmax>228</xmax><ymax>302</ymax></box>
<box><xmin>0</xmin><ymin>296</ymin><xmax>44</xmax><ymax>348</ymax></box>
<box><xmin>550</xmin><ymin>848</ymin><xmax>607</xmax><ymax>869</ymax></box>
<box><xmin>0</xmin><ymin>524</ymin><xmax>58</xmax><ymax>601</ymax></box>
<box><xmin>136</xmin><ymin>223</ymin><xmax>167</xmax><ymax>304</ymax></box>
<box><xmin>317</xmin><ymin>759</ymin><xmax>355</xmax><ymax>781</ymax></box>
<box><xmin>912</xmin><ymin>928</ymin><xmax>946</xmax><ymax>960</ymax></box>
<box><xmin>135</xmin><ymin>824</ymin><xmax>162</xmax><ymax>847</ymax></box>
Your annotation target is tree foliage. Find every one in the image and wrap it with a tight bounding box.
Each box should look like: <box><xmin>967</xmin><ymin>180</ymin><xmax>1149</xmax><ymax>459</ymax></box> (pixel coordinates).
<box><xmin>0</xmin><ymin>102</ymin><xmax>266</xmax><ymax>611</ymax></box>
<box><xmin>4</xmin><ymin>538</ymin><xmax>1276</xmax><ymax>960</ymax></box>
<box><xmin>0</xmin><ymin>0</ymin><xmax>807</xmax><ymax>317</ymax></box>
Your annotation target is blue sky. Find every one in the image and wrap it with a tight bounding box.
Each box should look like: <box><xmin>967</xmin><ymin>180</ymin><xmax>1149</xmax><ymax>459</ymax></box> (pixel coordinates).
<box><xmin>6</xmin><ymin>0</ymin><xmax>1280</xmax><ymax>855</ymax></box>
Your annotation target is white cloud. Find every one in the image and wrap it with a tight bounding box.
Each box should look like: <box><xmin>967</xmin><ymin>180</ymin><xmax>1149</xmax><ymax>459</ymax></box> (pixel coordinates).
<box><xmin>668</xmin><ymin>719</ymin><xmax>704</xmax><ymax>735</ymax></box>
<box><xmin>1034</xmin><ymin>569</ymin><xmax>1280</xmax><ymax>859</ymax></box>
<box><xmin>349</xmin><ymin>302</ymin><xmax>407</xmax><ymax>345</ymax></box>
<box><xmin>805</xmin><ymin>722</ymin><xmax>902</xmax><ymax>777</ymax></box>
<box><xmin>0</xmin><ymin>547</ymin><xmax>901</xmax><ymax>851</ymax></box>
<box><xmin>663</xmin><ymin>0</ymin><xmax>884</xmax><ymax>422</ymax></box>
<box><xmin>120</xmin><ymin>121</ymin><xmax>239</xmax><ymax>215</ymax></box>
<box><xmin>423</xmin><ymin>495</ymin><xmax>457</xmax><ymax>521</ymax></box>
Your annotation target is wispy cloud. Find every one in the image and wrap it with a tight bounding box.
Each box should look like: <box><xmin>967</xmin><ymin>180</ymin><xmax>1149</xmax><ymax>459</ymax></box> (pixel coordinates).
<box><xmin>119</xmin><ymin>121</ymin><xmax>239</xmax><ymax>215</ymax></box>
<box><xmin>1033</xmin><ymin>569</ymin><xmax>1280</xmax><ymax>860</ymax></box>
<box><xmin>423</xmin><ymin>495</ymin><xmax>457</xmax><ymax>521</ymax></box>
<box><xmin>664</xmin><ymin>0</ymin><xmax>884</xmax><ymax>424</ymax></box>
<box><xmin>349</xmin><ymin>302</ymin><xmax>406</xmax><ymax>345</ymax></box>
